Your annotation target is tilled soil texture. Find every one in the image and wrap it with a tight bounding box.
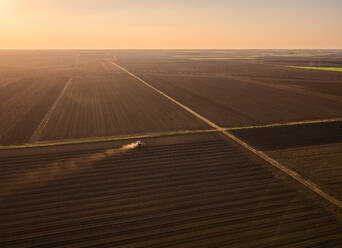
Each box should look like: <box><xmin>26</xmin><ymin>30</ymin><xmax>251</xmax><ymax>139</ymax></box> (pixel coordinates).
<box><xmin>0</xmin><ymin>133</ymin><xmax>341</xmax><ymax>248</ymax></box>
<box><xmin>0</xmin><ymin>50</ymin><xmax>78</xmax><ymax>72</ymax></box>
<box><xmin>230</xmin><ymin>121</ymin><xmax>342</xmax><ymax>202</ymax></box>
<box><xmin>119</xmin><ymin>56</ymin><xmax>342</xmax><ymax>100</ymax></box>
<box><xmin>0</xmin><ymin>75</ymin><xmax>69</xmax><ymax>145</ymax></box>
<box><xmin>120</xmin><ymin>73</ymin><xmax>342</xmax><ymax>127</ymax></box>
<box><xmin>36</xmin><ymin>58</ymin><xmax>207</xmax><ymax>142</ymax></box>
<box><xmin>260</xmin><ymin>53</ymin><xmax>342</xmax><ymax>68</ymax></box>
<box><xmin>116</xmin><ymin>53</ymin><xmax>342</xmax><ymax>82</ymax></box>
<box><xmin>269</xmin><ymin>143</ymin><xmax>342</xmax><ymax>202</ymax></box>
<box><xmin>0</xmin><ymin>51</ymin><xmax>78</xmax><ymax>145</ymax></box>
<box><xmin>0</xmin><ymin>51</ymin><xmax>207</xmax><ymax>146</ymax></box>
<box><xmin>230</xmin><ymin>121</ymin><xmax>342</xmax><ymax>151</ymax></box>
<box><xmin>116</xmin><ymin>54</ymin><xmax>342</xmax><ymax>128</ymax></box>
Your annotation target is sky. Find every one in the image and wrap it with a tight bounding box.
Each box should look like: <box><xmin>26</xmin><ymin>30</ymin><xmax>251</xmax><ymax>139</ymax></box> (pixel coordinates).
<box><xmin>0</xmin><ymin>0</ymin><xmax>341</xmax><ymax>49</ymax></box>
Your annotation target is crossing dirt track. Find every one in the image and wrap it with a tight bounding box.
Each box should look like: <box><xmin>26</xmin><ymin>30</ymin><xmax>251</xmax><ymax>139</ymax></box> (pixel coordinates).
<box><xmin>0</xmin><ymin>51</ymin><xmax>207</xmax><ymax>145</ymax></box>
<box><xmin>231</xmin><ymin>121</ymin><xmax>342</xmax><ymax>202</ymax></box>
<box><xmin>1</xmin><ymin>50</ymin><xmax>342</xmax><ymax>247</ymax></box>
<box><xmin>1</xmin><ymin>134</ymin><xmax>342</xmax><ymax>248</ymax></box>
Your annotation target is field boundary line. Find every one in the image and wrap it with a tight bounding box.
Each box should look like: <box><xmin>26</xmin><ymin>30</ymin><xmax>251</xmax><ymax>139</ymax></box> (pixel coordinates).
<box><xmin>226</xmin><ymin>117</ymin><xmax>342</xmax><ymax>131</ymax></box>
<box><xmin>3</xmin><ymin>116</ymin><xmax>341</xmax><ymax>150</ymax></box>
<box><xmin>29</xmin><ymin>78</ymin><xmax>73</xmax><ymax>143</ymax></box>
<box><xmin>290</xmin><ymin>66</ymin><xmax>342</xmax><ymax>73</ymax></box>
<box><xmin>0</xmin><ymin>129</ymin><xmax>216</xmax><ymax>150</ymax></box>
<box><xmin>112</xmin><ymin>62</ymin><xmax>222</xmax><ymax>130</ymax></box>
<box><xmin>112</xmin><ymin>61</ymin><xmax>342</xmax><ymax>210</ymax></box>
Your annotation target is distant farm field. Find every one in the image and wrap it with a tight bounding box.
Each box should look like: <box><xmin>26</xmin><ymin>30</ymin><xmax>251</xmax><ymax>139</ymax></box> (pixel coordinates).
<box><xmin>0</xmin><ymin>51</ymin><xmax>207</xmax><ymax>145</ymax></box>
<box><xmin>1</xmin><ymin>50</ymin><xmax>342</xmax><ymax>247</ymax></box>
<box><xmin>0</xmin><ymin>74</ymin><xmax>69</xmax><ymax>145</ymax></box>
<box><xmin>190</xmin><ymin>57</ymin><xmax>256</xmax><ymax>60</ymax></box>
<box><xmin>118</xmin><ymin>54</ymin><xmax>342</xmax><ymax>128</ymax></box>
<box><xmin>36</xmin><ymin>64</ymin><xmax>207</xmax><ymax>142</ymax></box>
<box><xmin>1</xmin><ymin>50</ymin><xmax>342</xmax><ymax>145</ymax></box>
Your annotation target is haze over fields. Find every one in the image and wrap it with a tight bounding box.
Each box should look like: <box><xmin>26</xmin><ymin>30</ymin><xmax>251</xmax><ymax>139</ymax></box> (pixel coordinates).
<box><xmin>1</xmin><ymin>0</ymin><xmax>342</xmax><ymax>49</ymax></box>
<box><xmin>1</xmin><ymin>1</ymin><xmax>342</xmax><ymax>248</ymax></box>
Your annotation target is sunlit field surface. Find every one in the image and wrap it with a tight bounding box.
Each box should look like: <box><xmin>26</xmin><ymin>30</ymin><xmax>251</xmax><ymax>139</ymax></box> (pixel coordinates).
<box><xmin>0</xmin><ymin>50</ymin><xmax>342</xmax><ymax>248</ymax></box>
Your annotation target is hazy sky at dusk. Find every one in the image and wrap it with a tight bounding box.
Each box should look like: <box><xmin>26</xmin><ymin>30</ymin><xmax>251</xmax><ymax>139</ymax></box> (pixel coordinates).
<box><xmin>1</xmin><ymin>0</ymin><xmax>341</xmax><ymax>49</ymax></box>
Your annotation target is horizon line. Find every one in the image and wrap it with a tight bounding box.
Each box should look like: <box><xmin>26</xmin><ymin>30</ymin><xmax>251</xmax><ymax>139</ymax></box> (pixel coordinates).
<box><xmin>1</xmin><ymin>48</ymin><xmax>342</xmax><ymax>51</ymax></box>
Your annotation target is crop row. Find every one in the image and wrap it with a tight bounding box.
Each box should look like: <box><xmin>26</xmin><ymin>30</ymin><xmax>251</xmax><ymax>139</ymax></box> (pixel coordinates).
<box><xmin>1</xmin><ymin>136</ymin><xmax>341</xmax><ymax>247</ymax></box>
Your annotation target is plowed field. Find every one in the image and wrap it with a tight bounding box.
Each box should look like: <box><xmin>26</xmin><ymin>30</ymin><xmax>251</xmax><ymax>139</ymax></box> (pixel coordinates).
<box><xmin>0</xmin><ymin>75</ymin><xmax>69</xmax><ymax>145</ymax></box>
<box><xmin>0</xmin><ymin>51</ymin><xmax>207</xmax><ymax>145</ymax></box>
<box><xmin>36</xmin><ymin>60</ymin><xmax>207</xmax><ymax>142</ymax></box>
<box><xmin>117</xmin><ymin>53</ymin><xmax>342</xmax><ymax>127</ymax></box>
<box><xmin>1</xmin><ymin>50</ymin><xmax>342</xmax><ymax>247</ymax></box>
<box><xmin>230</xmin><ymin>121</ymin><xmax>342</xmax><ymax>201</ymax></box>
<box><xmin>1</xmin><ymin>134</ymin><xmax>341</xmax><ymax>248</ymax></box>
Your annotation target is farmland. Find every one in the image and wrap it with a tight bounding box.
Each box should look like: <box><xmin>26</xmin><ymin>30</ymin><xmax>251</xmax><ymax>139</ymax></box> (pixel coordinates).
<box><xmin>269</xmin><ymin>143</ymin><xmax>342</xmax><ymax>202</ymax></box>
<box><xmin>231</xmin><ymin>121</ymin><xmax>342</xmax><ymax>201</ymax></box>
<box><xmin>1</xmin><ymin>133</ymin><xmax>342</xmax><ymax>247</ymax></box>
<box><xmin>118</xmin><ymin>51</ymin><xmax>342</xmax><ymax>127</ymax></box>
<box><xmin>0</xmin><ymin>71</ymin><xmax>70</xmax><ymax>145</ymax></box>
<box><xmin>1</xmin><ymin>50</ymin><xmax>342</xmax><ymax>247</ymax></box>
<box><xmin>230</xmin><ymin>121</ymin><xmax>342</xmax><ymax>151</ymax></box>
<box><xmin>0</xmin><ymin>51</ymin><xmax>75</xmax><ymax>145</ymax></box>
<box><xmin>0</xmin><ymin>51</ymin><xmax>207</xmax><ymax>145</ymax></box>
<box><xmin>35</xmin><ymin>58</ymin><xmax>206</xmax><ymax>142</ymax></box>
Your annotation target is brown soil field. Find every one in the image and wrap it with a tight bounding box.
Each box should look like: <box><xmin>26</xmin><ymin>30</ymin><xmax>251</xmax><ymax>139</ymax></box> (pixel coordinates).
<box><xmin>0</xmin><ymin>50</ymin><xmax>78</xmax><ymax>73</ymax></box>
<box><xmin>0</xmin><ymin>51</ymin><xmax>77</xmax><ymax>145</ymax></box>
<box><xmin>1</xmin><ymin>133</ymin><xmax>341</xmax><ymax>247</ymax></box>
<box><xmin>0</xmin><ymin>75</ymin><xmax>69</xmax><ymax>145</ymax></box>
<box><xmin>1</xmin><ymin>50</ymin><xmax>342</xmax><ymax>247</ymax></box>
<box><xmin>254</xmin><ymin>54</ymin><xmax>342</xmax><ymax>98</ymax></box>
<box><xmin>229</xmin><ymin>121</ymin><xmax>342</xmax><ymax>202</ymax></box>
<box><xmin>36</xmin><ymin>58</ymin><xmax>206</xmax><ymax>142</ymax></box>
<box><xmin>2</xmin><ymin>50</ymin><xmax>341</xmax><ymax>145</ymax></box>
<box><xmin>0</xmin><ymin>51</ymin><xmax>207</xmax><ymax>145</ymax></box>
<box><xmin>115</xmin><ymin>51</ymin><xmax>342</xmax><ymax>127</ymax></box>
<box><xmin>253</xmin><ymin>76</ymin><xmax>342</xmax><ymax>98</ymax></box>
<box><xmin>116</xmin><ymin>51</ymin><xmax>342</xmax><ymax>99</ymax></box>
<box><xmin>260</xmin><ymin>53</ymin><xmax>342</xmax><ymax>67</ymax></box>
<box><xmin>231</xmin><ymin>121</ymin><xmax>342</xmax><ymax>150</ymax></box>
<box><xmin>117</xmin><ymin>53</ymin><xmax>342</xmax><ymax>81</ymax></box>
<box><xmin>121</xmin><ymin>72</ymin><xmax>342</xmax><ymax>127</ymax></box>
<box><xmin>269</xmin><ymin>143</ymin><xmax>342</xmax><ymax>202</ymax></box>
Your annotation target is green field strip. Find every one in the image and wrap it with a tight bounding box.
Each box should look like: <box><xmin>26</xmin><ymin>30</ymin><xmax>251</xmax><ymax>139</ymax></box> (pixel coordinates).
<box><xmin>2</xmin><ymin>118</ymin><xmax>342</xmax><ymax>150</ymax></box>
<box><xmin>112</xmin><ymin>61</ymin><xmax>342</xmax><ymax>210</ymax></box>
<box><xmin>275</xmin><ymin>53</ymin><xmax>336</xmax><ymax>57</ymax></box>
<box><xmin>290</xmin><ymin>66</ymin><xmax>342</xmax><ymax>72</ymax></box>
<box><xmin>226</xmin><ymin>118</ymin><xmax>342</xmax><ymax>131</ymax></box>
<box><xmin>2</xmin><ymin>60</ymin><xmax>341</xmax><ymax>210</ymax></box>
<box><xmin>0</xmin><ymin>129</ymin><xmax>217</xmax><ymax>150</ymax></box>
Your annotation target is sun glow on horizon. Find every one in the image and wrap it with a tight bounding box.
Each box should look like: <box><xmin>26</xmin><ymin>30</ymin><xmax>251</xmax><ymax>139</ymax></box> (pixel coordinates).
<box><xmin>0</xmin><ymin>0</ymin><xmax>342</xmax><ymax>49</ymax></box>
